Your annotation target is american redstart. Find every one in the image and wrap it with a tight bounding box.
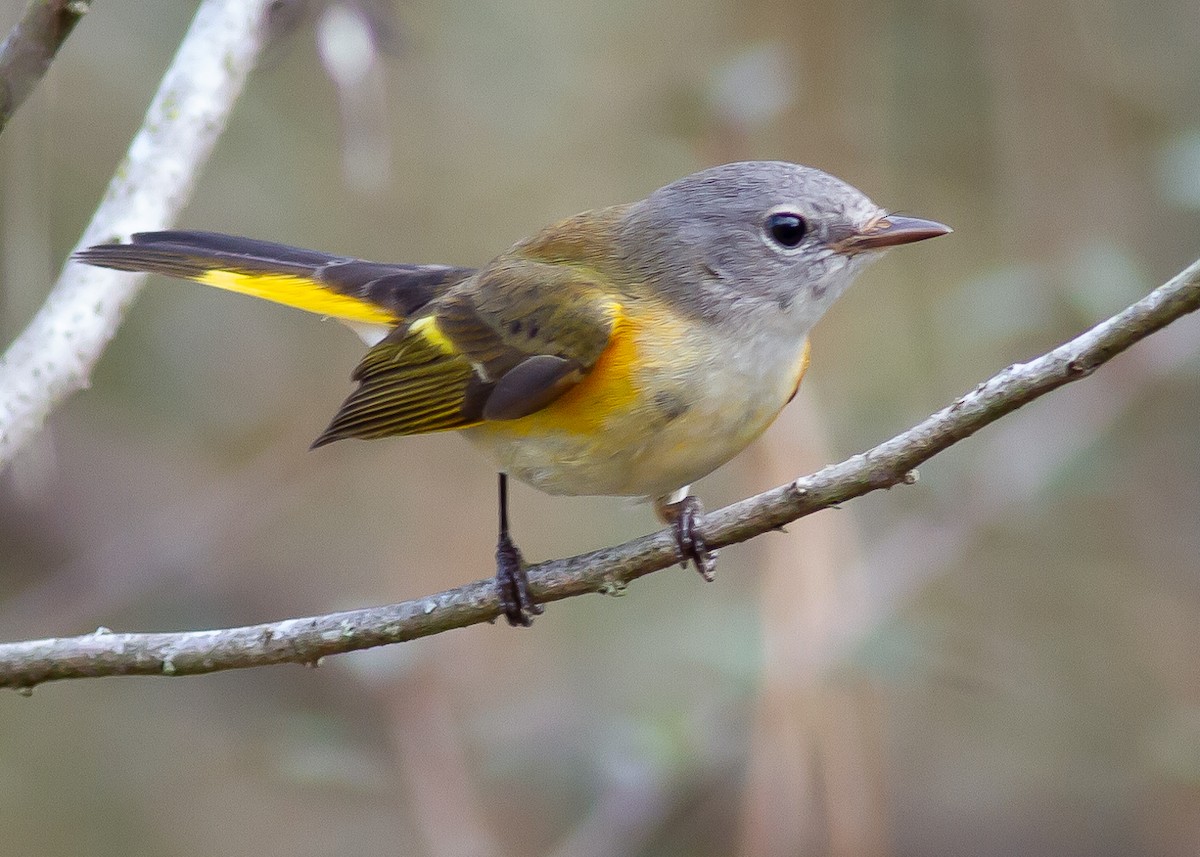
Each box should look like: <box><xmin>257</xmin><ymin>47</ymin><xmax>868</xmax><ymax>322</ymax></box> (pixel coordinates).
<box><xmin>77</xmin><ymin>161</ymin><xmax>949</xmax><ymax>625</ymax></box>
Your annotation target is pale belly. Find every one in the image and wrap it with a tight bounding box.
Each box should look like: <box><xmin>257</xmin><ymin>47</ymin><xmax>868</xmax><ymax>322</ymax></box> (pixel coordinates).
<box><xmin>464</xmin><ymin>331</ymin><xmax>810</xmax><ymax>501</ymax></box>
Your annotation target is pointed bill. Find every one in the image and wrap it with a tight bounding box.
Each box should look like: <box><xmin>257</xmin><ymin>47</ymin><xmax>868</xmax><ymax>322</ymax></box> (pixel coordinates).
<box><xmin>833</xmin><ymin>215</ymin><xmax>952</xmax><ymax>253</ymax></box>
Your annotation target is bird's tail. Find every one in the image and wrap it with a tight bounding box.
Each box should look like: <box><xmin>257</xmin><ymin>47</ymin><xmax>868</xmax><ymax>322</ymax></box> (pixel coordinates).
<box><xmin>76</xmin><ymin>230</ymin><xmax>474</xmax><ymax>327</ymax></box>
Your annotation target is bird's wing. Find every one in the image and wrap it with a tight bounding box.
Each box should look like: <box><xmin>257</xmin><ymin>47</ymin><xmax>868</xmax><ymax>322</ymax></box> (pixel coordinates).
<box><xmin>312</xmin><ymin>256</ymin><xmax>620</xmax><ymax>443</ymax></box>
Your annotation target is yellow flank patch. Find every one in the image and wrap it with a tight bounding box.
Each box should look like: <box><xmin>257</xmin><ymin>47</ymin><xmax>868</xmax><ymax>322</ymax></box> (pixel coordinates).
<box><xmin>788</xmin><ymin>338</ymin><xmax>812</xmax><ymax>402</ymax></box>
<box><xmin>195</xmin><ymin>269</ymin><xmax>398</xmax><ymax>324</ymax></box>
<box><xmin>505</xmin><ymin>302</ymin><xmax>641</xmax><ymax>436</ymax></box>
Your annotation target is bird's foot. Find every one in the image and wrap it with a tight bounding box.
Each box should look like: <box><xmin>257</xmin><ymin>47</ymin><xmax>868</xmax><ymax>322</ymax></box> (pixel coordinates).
<box><xmin>656</xmin><ymin>494</ymin><xmax>718</xmax><ymax>582</ymax></box>
<box><xmin>495</xmin><ymin>530</ymin><xmax>543</xmax><ymax>626</ymax></box>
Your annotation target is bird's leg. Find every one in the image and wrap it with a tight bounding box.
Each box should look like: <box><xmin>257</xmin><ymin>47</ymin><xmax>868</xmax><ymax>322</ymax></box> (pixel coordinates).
<box><xmin>495</xmin><ymin>473</ymin><xmax>543</xmax><ymax>626</ymax></box>
<box><xmin>654</xmin><ymin>488</ymin><xmax>718</xmax><ymax>582</ymax></box>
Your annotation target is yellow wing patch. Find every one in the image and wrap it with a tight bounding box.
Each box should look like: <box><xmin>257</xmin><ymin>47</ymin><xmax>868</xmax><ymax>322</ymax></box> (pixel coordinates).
<box><xmin>195</xmin><ymin>269</ymin><xmax>398</xmax><ymax>324</ymax></box>
<box><xmin>406</xmin><ymin>315</ymin><xmax>454</xmax><ymax>351</ymax></box>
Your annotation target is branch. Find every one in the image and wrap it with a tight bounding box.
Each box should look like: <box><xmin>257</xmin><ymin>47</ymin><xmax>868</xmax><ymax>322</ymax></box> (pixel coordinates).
<box><xmin>2</xmin><ymin>255</ymin><xmax>1198</xmax><ymax>689</ymax></box>
<box><xmin>0</xmin><ymin>0</ymin><xmax>88</xmax><ymax>134</ymax></box>
<box><xmin>0</xmin><ymin>0</ymin><xmax>272</xmax><ymax>467</ymax></box>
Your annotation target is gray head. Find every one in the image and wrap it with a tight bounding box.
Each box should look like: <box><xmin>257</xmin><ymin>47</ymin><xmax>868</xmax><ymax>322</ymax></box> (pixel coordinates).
<box><xmin>617</xmin><ymin>161</ymin><xmax>949</xmax><ymax>333</ymax></box>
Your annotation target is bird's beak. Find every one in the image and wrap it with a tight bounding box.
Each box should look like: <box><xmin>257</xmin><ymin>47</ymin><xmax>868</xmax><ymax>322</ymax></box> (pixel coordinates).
<box><xmin>832</xmin><ymin>214</ymin><xmax>952</xmax><ymax>254</ymax></box>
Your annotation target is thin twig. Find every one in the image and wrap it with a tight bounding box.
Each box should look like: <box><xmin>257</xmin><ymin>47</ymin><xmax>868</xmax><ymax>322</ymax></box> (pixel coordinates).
<box><xmin>0</xmin><ymin>0</ymin><xmax>272</xmax><ymax>467</ymax></box>
<box><xmin>0</xmin><ymin>0</ymin><xmax>89</xmax><ymax>134</ymax></box>
<box><xmin>1</xmin><ymin>255</ymin><xmax>1197</xmax><ymax>689</ymax></box>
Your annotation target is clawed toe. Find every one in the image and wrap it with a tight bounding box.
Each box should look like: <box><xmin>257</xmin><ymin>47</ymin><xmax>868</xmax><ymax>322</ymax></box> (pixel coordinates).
<box><xmin>656</xmin><ymin>494</ymin><xmax>718</xmax><ymax>581</ymax></box>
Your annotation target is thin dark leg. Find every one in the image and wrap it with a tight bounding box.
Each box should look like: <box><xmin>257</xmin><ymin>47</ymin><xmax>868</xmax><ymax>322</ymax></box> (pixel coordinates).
<box><xmin>655</xmin><ymin>494</ymin><xmax>718</xmax><ymax>582</ymax></box>
<box><xmin>495</xmin><ymin>472</ymin><xmax>543</xmax><ymax>626</ymax></box>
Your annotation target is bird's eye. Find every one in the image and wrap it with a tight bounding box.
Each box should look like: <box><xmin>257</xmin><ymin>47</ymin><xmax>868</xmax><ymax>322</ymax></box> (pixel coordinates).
<box><xmin>764</xmin><ymin>211</ymin><xmax>807</xmax><ymax>248</ymax></box>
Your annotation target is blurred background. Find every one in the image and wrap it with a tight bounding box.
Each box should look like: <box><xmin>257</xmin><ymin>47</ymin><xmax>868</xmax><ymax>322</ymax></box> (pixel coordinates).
<box><xmin>2</xmin><ymin>1</ymin><xmax>1199</xmax><ymax>854</ymax></box>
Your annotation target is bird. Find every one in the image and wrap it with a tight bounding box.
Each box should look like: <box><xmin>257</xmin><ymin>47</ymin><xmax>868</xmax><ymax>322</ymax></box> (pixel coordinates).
<box><xmin>76</xmin><ymin>160</ymin><xmax>950</xmax><ymax>625</ymax></box>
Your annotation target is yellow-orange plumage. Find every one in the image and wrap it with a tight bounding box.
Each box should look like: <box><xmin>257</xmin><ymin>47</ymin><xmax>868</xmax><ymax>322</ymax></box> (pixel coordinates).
<box><xmin>492</xmin><ymin>305</ymin><xmax>639</xmax><ymax>437</ymax></box>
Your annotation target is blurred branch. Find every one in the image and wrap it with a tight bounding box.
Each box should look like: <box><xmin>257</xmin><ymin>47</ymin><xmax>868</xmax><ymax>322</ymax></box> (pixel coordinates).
<box><xmin>1</xmin><ymin>255</ymin><xmax>1198</xmax><ymax>689</ymax></box>
<box><xmin>0</xmin><ymin>0</ymin><xmax>89</xmax><ymax>134</ymax></box>
<box><xmin>0</xmin><ymin>0</ymin><xmax>272</xmax><ymax>467</ymax></box>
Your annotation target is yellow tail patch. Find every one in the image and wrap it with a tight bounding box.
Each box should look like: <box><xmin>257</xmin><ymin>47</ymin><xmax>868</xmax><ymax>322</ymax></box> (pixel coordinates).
<box><xmin>195</xmin><ymin>269</ymin><xmax>398</xmax><ymax>324</ymax></box>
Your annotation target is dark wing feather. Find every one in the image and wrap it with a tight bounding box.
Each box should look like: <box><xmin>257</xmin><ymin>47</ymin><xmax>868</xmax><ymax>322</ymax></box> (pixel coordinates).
<box><xmin>311</xmin><ymin>323</ymin><xmax>482</xmax><ymax>444</ymax></box>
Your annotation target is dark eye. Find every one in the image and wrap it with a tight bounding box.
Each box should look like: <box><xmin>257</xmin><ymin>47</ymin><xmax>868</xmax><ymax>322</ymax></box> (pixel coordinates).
<box><xmin>764</xmin><ymin>211</ymin><xmax>807</xmax><ymax>248</ymax></box>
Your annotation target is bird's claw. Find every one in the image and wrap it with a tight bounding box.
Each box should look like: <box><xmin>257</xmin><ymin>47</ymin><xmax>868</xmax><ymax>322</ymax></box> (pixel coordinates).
<box><xmin>659</xmin><ymin>495</ymin><xmax>718</xmax><ymax>581</ymax></box>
